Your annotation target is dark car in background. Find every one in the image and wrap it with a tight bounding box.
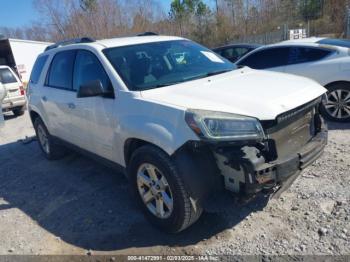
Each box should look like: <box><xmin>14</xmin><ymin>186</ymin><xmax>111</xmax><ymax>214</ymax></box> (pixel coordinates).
<box><xmin>212</xmin><ymin>44</ymin><xmax>262</xmax><ymax>63</ymax></box>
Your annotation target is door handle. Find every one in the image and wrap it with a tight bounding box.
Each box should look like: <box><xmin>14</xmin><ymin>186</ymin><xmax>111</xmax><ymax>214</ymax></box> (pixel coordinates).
<box><xmin>67</xmin><ymin>102</ymin><xmax>76</xmax><ymax>109</ymax></box>
<box><xmin>41</xmin><ymin>96</ymin><xmax>47</xmax><ymax>102</ymax></box>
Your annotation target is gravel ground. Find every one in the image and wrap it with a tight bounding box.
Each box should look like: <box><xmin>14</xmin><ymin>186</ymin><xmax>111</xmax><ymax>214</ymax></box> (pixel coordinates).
<box><xmin>0</xmin><ymin>112</ymin><xmax>349</xmax><ymax>256</ymax></box>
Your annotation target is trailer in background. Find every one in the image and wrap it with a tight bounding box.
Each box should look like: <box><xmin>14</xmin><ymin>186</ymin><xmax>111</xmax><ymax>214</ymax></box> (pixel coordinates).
<box><xmin>0</xmin><ymin>38</ymin><xmax>51</xmax><ymax>86</ymax></box>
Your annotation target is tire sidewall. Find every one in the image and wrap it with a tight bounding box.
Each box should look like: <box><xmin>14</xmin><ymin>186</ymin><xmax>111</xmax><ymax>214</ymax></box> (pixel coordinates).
<box><xmin>128</xmin><ymin>147</ymin><xmax>189</xmax><ymax>233</ymax></box>
<box><xmin>34</xmin><ymin>118</ymin><xmax>52</xmax><ymax>158</ymax></box>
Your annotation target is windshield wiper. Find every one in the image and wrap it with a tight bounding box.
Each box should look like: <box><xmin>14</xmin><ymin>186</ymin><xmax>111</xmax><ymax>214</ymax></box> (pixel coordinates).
<box><xmin>139</xmin><ymin>81</ymin><xmax>185</xmax><ymax>90</ymax></box>
<box><xmin>140</xmin><ymin>69</ymin><xmax>234</xmax><ymax>90</ymax></box>
<box><xmin>185</xmin><ymin>69</ymin><xmax>234</xmax><ymax>81</ymax></box>
<box><xmin>205</xmin><ymin>69</ymin><xmax>234</xmax><ymax>77</ymax></box>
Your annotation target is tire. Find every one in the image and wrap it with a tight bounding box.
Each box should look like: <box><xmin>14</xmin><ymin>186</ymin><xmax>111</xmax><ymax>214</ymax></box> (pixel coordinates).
<box><xmin>128</xmin><ymin>145</ymin><xmax>203</xmax><ymax>233</ymax></box>
<box><xmin>12</xmin><ymin>106</ymin><xmax>25</xmax><ymax>116</ymax></box>
<box><xmin>33</xmin><ymin>117</ymin><xmax>67</xmax><ymax>160</ymax></box>
<box><xmin>320</xmin><ymin>83</ymin><xmax>350</xmax><ymax>122</ymax></box>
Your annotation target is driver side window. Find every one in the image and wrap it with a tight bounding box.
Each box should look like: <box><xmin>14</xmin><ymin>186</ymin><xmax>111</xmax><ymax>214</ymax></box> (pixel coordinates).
<box><xmin>73</xmin><ymin>50</ymin><xmax>113</xmax><ymax>95</ymax></box>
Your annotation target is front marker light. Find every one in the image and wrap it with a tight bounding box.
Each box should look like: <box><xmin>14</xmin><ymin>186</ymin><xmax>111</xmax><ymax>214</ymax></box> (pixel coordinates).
<box><xmin>185</xmin><ymin>109</ymin><xmax>265</xmax><ymax>141</ymax></box>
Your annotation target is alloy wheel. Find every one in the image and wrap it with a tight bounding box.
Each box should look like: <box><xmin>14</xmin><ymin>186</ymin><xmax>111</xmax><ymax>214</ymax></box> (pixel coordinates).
<box><xmin>136</xmin><ymin>163</ymin><xmax>174</xmax><ymax>219</ymax></box>
<box><xmin>37</xmin><ymin>125</ymin><xmax>50</xmax><ymax>154</ymax></box>
<box><xmin>324</xmin><ymin>89</ymin><xmax>350</xmax><ymax>119</ymax></box>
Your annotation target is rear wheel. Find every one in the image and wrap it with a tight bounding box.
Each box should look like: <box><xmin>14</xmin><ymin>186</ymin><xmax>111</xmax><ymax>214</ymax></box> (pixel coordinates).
<box><xmin>128</xmin><ymin>145</ymin><xmax>203</xmax><ymax>233</ymax></box>
<box><xmin>34</xmin><ymin>117</ymin><xmax>66</xmax><ymax>160</ymax></box>
<box><xmin>320</xmin><ymin>83</ymin><xmax>350</xmax><ymax>122</ymax></box>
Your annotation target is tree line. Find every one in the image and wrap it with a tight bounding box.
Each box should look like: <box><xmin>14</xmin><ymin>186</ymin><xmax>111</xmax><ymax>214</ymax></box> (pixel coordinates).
<box><xmin>1</xmin><ymin>0</ymin><xmax>349</xmax><ymax>47</ymax></box>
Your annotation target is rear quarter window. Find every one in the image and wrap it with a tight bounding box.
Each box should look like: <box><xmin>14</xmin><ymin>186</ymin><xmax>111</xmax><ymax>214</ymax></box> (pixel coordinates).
<box><xmin>30</xmin><ymin>55</ymin><xmax>49</xmax><ymax>84</ymax></box>
<box><xmin>288</xmin><ymin>47</ymin><xmax>332</xmax><ymax>65</ymax></box>
<box><xmin>0</xmin><ymin>68</ymin><xmax>17</xmax><ymax>84</ymax></box>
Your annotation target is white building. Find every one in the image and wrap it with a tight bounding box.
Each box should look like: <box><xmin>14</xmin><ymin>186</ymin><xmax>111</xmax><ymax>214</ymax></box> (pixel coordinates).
<box><xmin>0</xmin><ymin>38</ymin><xmax>51</xmax><ymax>85</ymax></box>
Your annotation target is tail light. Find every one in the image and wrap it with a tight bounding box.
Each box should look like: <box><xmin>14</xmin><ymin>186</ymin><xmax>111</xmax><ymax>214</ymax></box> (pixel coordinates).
<box><xmin>19</xmin><ymin>85</ymin><xmax>25</xmax><ymax>96</ymax></box>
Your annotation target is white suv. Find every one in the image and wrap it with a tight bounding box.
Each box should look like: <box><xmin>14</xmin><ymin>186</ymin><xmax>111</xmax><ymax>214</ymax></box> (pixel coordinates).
<box><xmin>28</xmin><ymin>35</ymin><xmax>327</xmax><ymax>232</ymax></box>
<box><xmin>0</xmin><ymin>65</ymin><xmax>26</xmax><ymax>116</ymax></box>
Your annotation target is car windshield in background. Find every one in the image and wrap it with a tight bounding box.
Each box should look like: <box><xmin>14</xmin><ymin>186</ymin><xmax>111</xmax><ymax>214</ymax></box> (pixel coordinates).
<box><xmin>0</xmin><ymin>68</ymin><xmax>17</xmax><ymax>84</ymax></box>
<box><xmin>103</xmin><ymin>40</ymin><xmax>236</xmax><ymax>91</ymax></box>
<box><xmin>317</xmin><ymin>38</ymin><xmax>350</xmax><ymax>48</ymax></box>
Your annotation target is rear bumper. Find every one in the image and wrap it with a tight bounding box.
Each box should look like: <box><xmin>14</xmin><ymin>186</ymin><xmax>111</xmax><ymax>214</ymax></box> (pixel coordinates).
<box><xmin>2</xmin><ymin>96</ymin><xmax>26</xmax><ymax>110</ymax></box>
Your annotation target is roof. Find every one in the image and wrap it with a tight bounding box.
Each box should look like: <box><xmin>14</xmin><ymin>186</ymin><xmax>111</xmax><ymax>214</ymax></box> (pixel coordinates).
<box><xmin>42</xmin><ymin>35</ymin><xmax>186</xmax><ymax>53</ymax></box>
<box><xmin>96</xmin><ymin>35</ymin><xmax>185</xmax><ymax>48</ymax></box>
<box><xmin>0</xmin><ymin>65</ymin><xmax>12</xmax><ymax>69</ymax></box>
<box><xmin>280</xmin><ymin>37</ymin><xmax>326</xmax><ymax>44</ymax></box>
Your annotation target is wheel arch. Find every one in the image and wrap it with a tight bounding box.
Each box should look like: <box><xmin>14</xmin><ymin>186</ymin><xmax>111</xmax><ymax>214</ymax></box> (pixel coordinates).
<box><xmin>29</xmin><ymin>109</ymin><xmax>50</xmax><ymax>129</ymax></box>
<box><xmin>324</xmin><ymin>80</ymin><xmax>350</xmax><ymax>89</ymax></box>
<box><xmin>124</xmin><ymin>138</ymin><xmax>170</xmax><ymax>167</ymax></box>
<box><xmin>29</xmin><ymin>110</ymin><xmax>41</xmax><ymax>125</ymax></box>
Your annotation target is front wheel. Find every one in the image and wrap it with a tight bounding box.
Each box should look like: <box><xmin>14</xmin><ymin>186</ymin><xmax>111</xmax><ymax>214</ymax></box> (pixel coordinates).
<box><xmin>128</xmin><ymin>145</ymin><xmax>203</xmax><ymax>233</ymax></box>
<box><xmin>320</xmin><ymin>83</ymin><xmax>350</xmax><ymax>122</ymax></box>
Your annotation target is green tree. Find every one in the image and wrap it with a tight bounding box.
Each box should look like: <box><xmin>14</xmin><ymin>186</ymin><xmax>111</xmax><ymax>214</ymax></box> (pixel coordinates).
<box><xmin>169</xmin><ymin>0</ymin><xmax>187</xmax><ymax>35</ymax></box>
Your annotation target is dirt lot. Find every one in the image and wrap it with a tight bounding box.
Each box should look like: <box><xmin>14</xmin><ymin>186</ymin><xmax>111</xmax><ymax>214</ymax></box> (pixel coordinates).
<box><xmin>0</xmin><ymin>112</ymin><xmax>349</xmax><ymax>256</ymax></box>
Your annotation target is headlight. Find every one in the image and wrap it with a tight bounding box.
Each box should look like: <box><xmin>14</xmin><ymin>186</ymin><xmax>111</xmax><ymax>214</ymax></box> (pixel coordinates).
<box><xmin>185</xmin><ymin>109</ymin><xmax>265</xmax><ymax>141</ymax></box>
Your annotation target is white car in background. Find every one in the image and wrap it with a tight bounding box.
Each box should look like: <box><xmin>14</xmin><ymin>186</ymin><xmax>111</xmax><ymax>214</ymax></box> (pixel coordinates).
<box><xmin>0</xmin><ymin>65</ymin><xmax>26</xmax><ymax>116</ymax></box>
<box><xmin>236</xmin><ymin>38</ymin><xmax>350</xmax><ymax>122</ymax></box>
<box><xmin>0</xmin><ymin>81</ymin><xmax>6</xmax><ymax>125</ymax></box>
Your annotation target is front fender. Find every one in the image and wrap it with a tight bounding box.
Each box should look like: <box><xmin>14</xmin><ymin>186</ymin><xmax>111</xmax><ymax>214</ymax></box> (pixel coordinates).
<box><xmin>114</xmin><ymin>99</ymin><xmax>199</xmax><ymax>166</ymax></box>
<box><xmin>119</xmin><ymin>112</ymin><xmax>198</xmax><ymax>158</ymax></box>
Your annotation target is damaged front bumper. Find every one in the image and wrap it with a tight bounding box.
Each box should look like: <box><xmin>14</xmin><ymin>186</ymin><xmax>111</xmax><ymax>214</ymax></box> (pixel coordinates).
<box><xmin>213</xmin><ymin>125</ymin><xmax>328</xmax><ymax>197</ymax></box>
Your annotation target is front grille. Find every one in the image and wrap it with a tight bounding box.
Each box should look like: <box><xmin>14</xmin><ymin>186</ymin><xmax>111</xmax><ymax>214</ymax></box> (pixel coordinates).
<box><xmin>261</xmin><ymin>97</ymin><xmax>321</xmax><ymax>133</ymax></box>
<box><xmin>262</xmin><ymin>97</ymin><xmax>322</xmax><ymax>161</ymax></box>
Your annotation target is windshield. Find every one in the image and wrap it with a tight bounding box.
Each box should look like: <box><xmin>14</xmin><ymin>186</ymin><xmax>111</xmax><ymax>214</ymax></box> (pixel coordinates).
<box><xmin>103</xmin><ymin>40</ymin><xmax>236</xmax><ymax>91</ymax></box>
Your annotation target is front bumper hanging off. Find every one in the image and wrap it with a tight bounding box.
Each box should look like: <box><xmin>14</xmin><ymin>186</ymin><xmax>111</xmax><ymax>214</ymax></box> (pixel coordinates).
<box><xmin>214</xmin><ymin>125</ymin><xmax>328</xmax><ymax>197</ymax></box>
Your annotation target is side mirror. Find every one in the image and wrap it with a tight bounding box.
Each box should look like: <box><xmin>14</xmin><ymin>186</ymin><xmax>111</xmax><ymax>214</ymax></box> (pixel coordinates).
<box><xmin>77</xmin><ymin>80</ymin><xmax>105</xmax><ymax>98</ymax></box>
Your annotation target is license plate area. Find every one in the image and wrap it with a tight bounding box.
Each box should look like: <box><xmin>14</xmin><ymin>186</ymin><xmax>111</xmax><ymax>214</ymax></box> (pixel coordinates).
<box><xmin>268</xmin><ymin>109</ymin><xmax>314</xmax><ymax>160</ymax></box>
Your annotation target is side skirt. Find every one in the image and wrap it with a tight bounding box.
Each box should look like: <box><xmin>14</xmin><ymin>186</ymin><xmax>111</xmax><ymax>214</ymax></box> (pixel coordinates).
<box><xmin>51</xmin><ymin>136</ymin><xmax>127</xmax><ymax>178</ymax></box>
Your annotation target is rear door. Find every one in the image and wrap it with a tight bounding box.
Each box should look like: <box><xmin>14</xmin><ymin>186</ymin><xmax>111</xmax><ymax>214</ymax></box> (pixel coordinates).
<box><xmin>0</xmin><ymin>67</ymin><xmax>22</xmax><ymax>102</ymax></box>
<box><xmin>42</xmin><ymin>50</ymin><xmax>77</xmax><ymax>142</ymax></box>
<box><xmin>237</xmin><ymin>47</ymin><xmax>290</xmax><ymax>73</ymax></box>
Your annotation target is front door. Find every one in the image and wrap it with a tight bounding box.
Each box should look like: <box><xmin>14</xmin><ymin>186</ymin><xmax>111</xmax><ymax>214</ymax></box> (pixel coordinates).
<box><xmin>71</xmin><ymin>49</ymin><xmax>117</xmax><ymax>160</ymax></box>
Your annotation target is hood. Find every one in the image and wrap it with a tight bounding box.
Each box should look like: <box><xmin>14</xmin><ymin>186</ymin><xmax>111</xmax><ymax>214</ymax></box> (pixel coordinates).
<box><xmin>140</xmin><ymin>68</ymin><xmax>326</xmax><ymax>120</ymax></box>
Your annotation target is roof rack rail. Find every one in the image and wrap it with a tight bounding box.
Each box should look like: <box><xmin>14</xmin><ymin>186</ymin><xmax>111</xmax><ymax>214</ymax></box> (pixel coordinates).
<box><xmin>45</xmin><ymin>37</ymin><xmax>95</xmax><ymax>51</ymax></box>
<box><xmin>137</xmin><ymin>32</ymin><xmax>158</xmax><ymax>36</ymax></box>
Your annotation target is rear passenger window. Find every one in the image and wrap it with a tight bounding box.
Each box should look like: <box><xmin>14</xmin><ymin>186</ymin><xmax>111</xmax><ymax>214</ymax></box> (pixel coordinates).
<box><xmin>73</xmin><ymin>50</ymin><xmax>112</xmax><ymax>93</ymax></box>
<box><xmin>288</xmin><ymin>47</ymin><xmax>332</xmax><ymax>65</ymax></box>
<box><xmin>0</xmin><ymin>68</ymin><xmax>17</xmax><ymax>84</ymax></box>
<box><xmin>30</xmin><ymin>55</ymin><xmax>48</xmax><ymax>84</ymax></box>
<box><xmin>238</xmin><ymin>47</ymin><xmax>289</xmax><ymax>69</ymax></box>
<box><xmin>47</xmin><ymin>50</ymin><xmax>76</xmax><ymax>90</ymax></box>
